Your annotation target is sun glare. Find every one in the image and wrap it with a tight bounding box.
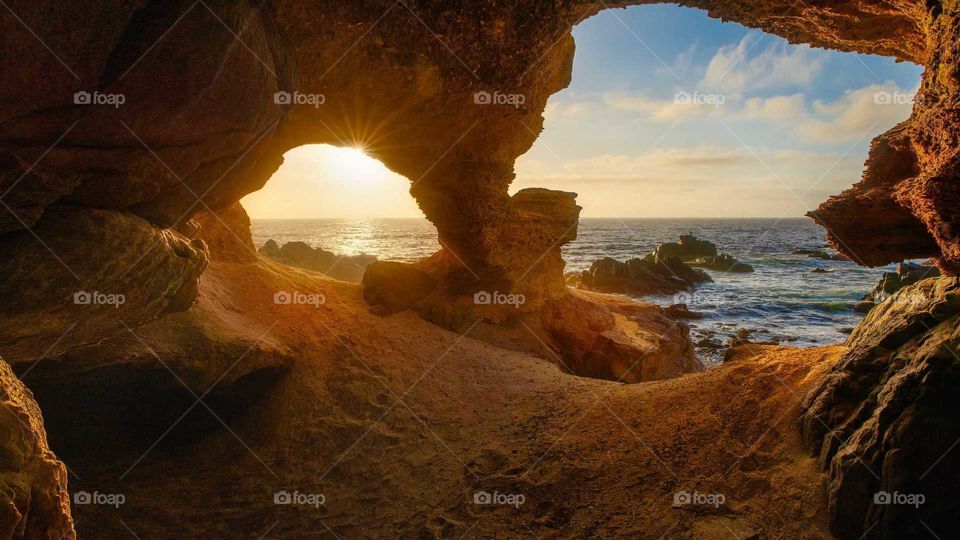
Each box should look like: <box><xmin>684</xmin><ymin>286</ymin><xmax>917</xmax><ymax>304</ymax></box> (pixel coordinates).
<box><xmin>326</xmin><ymin>146</ymin><xmax>388</xmax><ymax>185</ymax></box>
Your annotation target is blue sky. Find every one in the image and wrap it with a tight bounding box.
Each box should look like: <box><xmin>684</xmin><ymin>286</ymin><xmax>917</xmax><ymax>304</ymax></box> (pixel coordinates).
<box><xmin>512</xmin><ymin>4</ymin><xmax>923</xmax><ymax>217</ymax></box>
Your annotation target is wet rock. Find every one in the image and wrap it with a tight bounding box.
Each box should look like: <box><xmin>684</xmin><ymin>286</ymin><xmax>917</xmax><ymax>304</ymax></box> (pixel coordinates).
<box><xmin>0</xmin><ymin>358</ymin><xmax>75</xmax><ymax>540</ymax></box>
<box><xmin>664</xmin><ymin>303</ymin><xmax>705</xmax><ymax>320</ymax></box>
<box><xmin>362</xmin><ymin>261</ymin><xmax>438</xmax><ymax>315</ymax></box>
<box><xmin>811</xmin><ymin>267</ymin><xmax>831</xmax><ymax>274</ymax></box>
<box><xmin>799</xmin><ymin>277</ymin><xmax>960</xmax><ymax>539</ymax></box>
<box><xmin>259</xmin><ymin>240</ymin><xmax>376</xmax><ymax>283</ymax></box>
<box><xmin>653</xmin><ymin>234</ymin><xmax>717</xmax><ymax>261</ymax></box>
<box><xmin>688</xmin><ymin>253</ymin><xmax>754</xmax><ymax>273</ymax></box>
<box><xmin>575</xmin><ymin>255</ymin><xmax>711</xmax><ymax>296</ymax></box>
<box><xmin>864</xmin><ymin>261</ymin><xmax>941</xmax><ymax>303</ymax></box>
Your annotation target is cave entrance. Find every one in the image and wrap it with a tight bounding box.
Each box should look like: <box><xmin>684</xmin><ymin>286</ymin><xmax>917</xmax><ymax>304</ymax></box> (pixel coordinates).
<box><xmin>514</xmin><ymin>4</ymin><xmax>924</xmax><ymax>363</ymax></box>
<box><xmin>241</xmin><ymin>144</ymin><xmax>440</xmax><ymax>280</ymax></box>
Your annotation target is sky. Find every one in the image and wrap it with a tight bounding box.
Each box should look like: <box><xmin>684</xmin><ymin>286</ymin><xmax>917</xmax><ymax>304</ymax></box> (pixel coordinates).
<box><xmin>242</xmin><ymin>4</ymin><xmax>922</xmax><ymax>219</ymax></box>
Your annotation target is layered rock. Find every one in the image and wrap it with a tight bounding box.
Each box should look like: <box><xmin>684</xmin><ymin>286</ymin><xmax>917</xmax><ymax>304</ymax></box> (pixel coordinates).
<box><xmin>0</xmin><ymin>359</ymin><xmax>75</xmax><ymax>540</ymax></box>
<box><xmin>799</xmin><ymin>277</ymin><xmax>960</xmax><ymax>539</ymax></box>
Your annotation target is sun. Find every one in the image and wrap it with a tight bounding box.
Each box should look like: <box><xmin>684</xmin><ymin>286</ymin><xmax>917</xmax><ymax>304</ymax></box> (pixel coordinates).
<box><xmin>325</xmin><ymin>146</ymin><xmax>389</xmax><ymax>184</ymax></box>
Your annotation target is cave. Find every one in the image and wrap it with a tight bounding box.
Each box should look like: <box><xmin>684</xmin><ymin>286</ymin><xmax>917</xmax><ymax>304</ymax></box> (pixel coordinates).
<box><xmin>1</xmin><ymin>1</ymin><xmax>959</xmax><ymax>539</ymax></box>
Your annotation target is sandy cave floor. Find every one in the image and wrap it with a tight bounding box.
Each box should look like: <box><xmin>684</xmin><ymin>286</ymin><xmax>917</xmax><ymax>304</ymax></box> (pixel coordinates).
<box><xmin>64</xmin><ymin>258</ymin><xmax>840</xmax><ymax>539</ymax></box>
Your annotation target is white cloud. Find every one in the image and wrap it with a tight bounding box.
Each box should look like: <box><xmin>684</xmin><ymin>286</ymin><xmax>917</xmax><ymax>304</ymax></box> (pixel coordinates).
<box><xmin>796</xmin><ymin>83</ymin><xmax>915</xmax><ymax>143</ymax></box>
<box><xmin>701</xmin><ymin>35</ymin><xmax>824</xmax><ymax>95</ymax></box>
<box><xmin>743</xmin><ymin>94</ymin><xmax>805</xmax><ymax>121</ymax></box>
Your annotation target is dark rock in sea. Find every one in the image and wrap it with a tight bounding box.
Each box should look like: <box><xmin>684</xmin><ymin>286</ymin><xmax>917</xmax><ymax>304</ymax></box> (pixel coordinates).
<box><xmin>810</xmin><ymin>267</ymin><xmax>830</xmax><ymax>273</ymax></box>
<box><xmin>653</xmin><ymin>233</ymin><xmax>717</xmax><ymax>261</ymax></box>
<box><xmin>863</xmin><ymin>260</ymin><xmax>941</xmax><ymax>303</ymax></box>
<box><xmin>793</xmin><ymin>248</ymin><xmax>819</xmax><ymax>255</ymax></box>
<box><xmin>853</xmin><ymin>300</ymin><xmax>875</xmax><ymax>313</ymax></box>
<box><xmin>723</xmin><ymin>329</ymin><xmax>780</xmax><ymax>360</ymax></box>
<box><xmin>664</xmin><ymin>303</ymin><xmax>705</xmax><ymax>320</ymax></box>
<box><xmin>806</xmin><ymin>250</ymin><xmax>833</xmax><ymax>260</ymax></box>
<box><xmin>575</xmin><ymin>255</ymin><xmax>712</xmax><ymax>296</ymax></box>
<box><xmin>259</xmin><ymin>239</ymin><xmax>376</xmax><ymax>282</ymax></box>
<box><xmin>688</xmin><ymin>253</ymin><xmax>754</xmax><ymax>273</ymax></box>
<box><xmin>800</xmin><ymin>277</ymin><xmax>960</xmax><ymax>540</ymax></box>
<box><xmin>695</xmin><ymin>337</ymin><xmax>725</xmax><ymax>350</ymax></box>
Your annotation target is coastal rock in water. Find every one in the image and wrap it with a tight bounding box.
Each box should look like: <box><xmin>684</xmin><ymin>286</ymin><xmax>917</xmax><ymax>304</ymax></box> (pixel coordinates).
<box><xmin>576</xmin><ymin>255</ymin><xmax>711</xmax><ymax>296</ymax></box>
<box><xmin>687</xmin><ymin>253</ymin><xmax>754</xmax><ymax>273</ymax></box>
<box><xmin>260</xmin><ymin>240</ymin><xmax>376</xmax><ymax>283</ymax></box>
<box><xmin>664</xmin><ymin>303</ymin><xmax>705</xmax><ymax>320</ymax></box>
<box><xmin>799</xmin><ymin>277</ymin><xmax>960</xmax><ymax>539</ymax></box>
<box><xmin>653</xmin><ymin>234</ymin><xmax>717</xmax><ymax>261</ymax></box>
<box><xmin>0</xmin><ymin>359</ymin><xmax>75</xmax><ymax>540</ymax></box>
<box><xmin>855</xmin><ymin>261</ymin><xmax>941</xmax><ymax>313</ymax></box>
<box><xmin>362</xmin><ymin>261</ymin><xmax>438</xmax><ymax>315</ymax></box>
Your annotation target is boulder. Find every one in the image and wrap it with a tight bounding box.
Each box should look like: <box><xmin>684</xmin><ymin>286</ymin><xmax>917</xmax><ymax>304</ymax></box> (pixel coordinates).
<box><xmin>575</xmin><ymin>255</ymin><xmax>711</xmax><ymax>296</ymax></box>
<box><xmin>362</xmin><ymin>261</ymin><xmax>438</xmax><ymax>315</ymax></box>
<box><xmin>0</xmin><ymin>359</ymin><xmax>75</xmax><ymax>540</ymax></box>
<box><xmin>664</xmin><ymin>303</ymin><xmax>705</xmax><ymax>320</ymax></box>
<box><xmin>799</xmin><ymin>277</ymin><xmax>960</xmax><ymax>539</ymax></box>
<box><xmin>260</xmin><ymin>240</ymin><xmax>377</xmax><ymax>283</ymax></box>
<box><xmin>687</xmin><ymin>253</ymin><xmax>754</xmax><ymax>273</ymax></box>
<box><xmin>653</xmin><ymin>234</ymin><xmax>717</xmax><ymax>261</ymax></box>
<box><xmin>190</xmin><ymin>202</ymin><xmax>258</xmax><ymax>263</ymax></box>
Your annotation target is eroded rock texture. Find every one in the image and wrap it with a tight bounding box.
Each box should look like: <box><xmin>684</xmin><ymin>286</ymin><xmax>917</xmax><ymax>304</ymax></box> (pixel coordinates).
<box><xmin>800</xmin><ymin>278</ymin><xmax>960</xmax><ymax>539</ymax></box>
<box><xmin>0</xmin><ymin>359</ymin><xmax>74</xmax><ymax>540</ymax></box>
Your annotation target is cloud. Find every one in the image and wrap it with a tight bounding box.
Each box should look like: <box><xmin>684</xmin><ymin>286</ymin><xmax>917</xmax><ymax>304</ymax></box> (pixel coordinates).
<box><xmin>602</xmin><ymin>92</ymin><xmax>726</xmax><ymax>122</ymax></box>
<box><xmin>742</xmin><ymin>94</ymin><xmax>805</xmax><ymax>121</ymax></box>
<box><xmin>795</xmin><ymin>83</ymin><xmax>915</xmax><ymax>143</ymax></box>
<box><xmin>701</xmin><ymin>35</ymin><xmax>824</xmax><ymax>94</ymax></box>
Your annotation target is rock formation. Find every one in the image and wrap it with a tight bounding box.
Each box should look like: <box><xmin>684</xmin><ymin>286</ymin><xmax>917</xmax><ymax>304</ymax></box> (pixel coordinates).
<box><xmin>856</xmin><ymin>260</ymin><xmax>942</xmax><ymax>312</ymax></box>
<box><xmin>574</xmin><ymin>255</ymin><xmax>712</xmax><ymax>295</ymax></box>
<box><xmin>260</xmin><ymin>239</ymin><xmax>376</xmax><ymax>282</ymax></box>
<box><xmin>654</xmin><ymin>234</ymin><xmax>753</xmax><ymax>272</ymax></box>
<box><xmin>0</xmin><ymin>359</ymin><xmax>74</xmax><ymax>540</ymax></box>
<box><xmin>800</xmin><ymin>277</ymin><xmax>960</xmax><ymax>539</ymax></box>
<box><xmin>2</xmin><ymin>1</ymin><xmax>960</xmax><ymax>538</ymax></box>
<box><xmin>687</xmin><ymin>253</ymin><xmax>754</xmax><ymax>273</ymax></box>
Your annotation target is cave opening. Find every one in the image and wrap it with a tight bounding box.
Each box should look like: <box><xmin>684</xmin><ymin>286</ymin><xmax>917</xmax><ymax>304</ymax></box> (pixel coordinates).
<box><xmin>241</xmin><ymin>143</ymin><xmax>441</xmax><ymax>279</ymax></box>
<box><xmin>513</xmin><ymin>4</ymin><xmax>925</xmax><ymax>363</ymax></box>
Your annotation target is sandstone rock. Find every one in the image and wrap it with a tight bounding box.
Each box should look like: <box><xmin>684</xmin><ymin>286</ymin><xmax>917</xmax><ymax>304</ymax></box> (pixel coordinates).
<box><xmin>259</xmin><ymin>239</ymin><xmax>281</xmax><ymax>259</ymax></box>
<box><xmin>0</xmin><ymin>209</ymin><xmax>208</xmax><ymax>363</ymax></box>
<box><xmin>0</xmin><ymin>358</ymin><xmax>74</xmax><ymax>540</ymax></box>
<box><xmin>799</xmin><ymin>277</ymin><xmax>960</xmax><ymax>539</ymax></box>
<box><xmin>664</xmin><ymin>303</ymin><xmax>705</xmax><ymax>320</ymax></box>
<box><xmin>576</xmin><ymin>255</ymin><xmax>712</xmax><ymax>296</ymax></box>
<box><xmin>362</xmin><ymin>261</ymin><xmax>438</xmax><ymax>315</ymax></box>
<box><xmin>190</xmin><ymin>202</ymin><xmax>258</xmax><ymax>263</ymax></box>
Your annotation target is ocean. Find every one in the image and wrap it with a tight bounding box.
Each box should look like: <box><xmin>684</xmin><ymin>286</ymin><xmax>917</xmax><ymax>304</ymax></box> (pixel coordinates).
<box><xmin>251</xmin><ymin>218</ymin><xmax>894</xmax><ymax>365</ymax></box>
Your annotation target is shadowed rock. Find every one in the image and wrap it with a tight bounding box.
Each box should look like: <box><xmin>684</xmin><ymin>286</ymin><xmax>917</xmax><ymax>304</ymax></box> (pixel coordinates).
<box><xmin>575</xmin><ymin>255</ymin><xmax>712</xmax><ymax>296</ymax></box>
<box><xmin>259</xmin><ymin>240</ymin><xmax>376</xmax><ymax>282</ymax></box>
